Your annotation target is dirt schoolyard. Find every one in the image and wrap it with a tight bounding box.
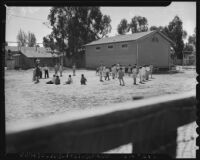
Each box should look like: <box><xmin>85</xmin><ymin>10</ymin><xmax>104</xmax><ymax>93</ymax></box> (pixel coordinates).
<box><xmin>5</xmin><ymin>68</ymin><xmax>196</xmax><ymax>123</ymax></box>
<box><xmin>5</xmin><ymin>68</ymin><xmax>197</xmax><ymax>157</ymax></box>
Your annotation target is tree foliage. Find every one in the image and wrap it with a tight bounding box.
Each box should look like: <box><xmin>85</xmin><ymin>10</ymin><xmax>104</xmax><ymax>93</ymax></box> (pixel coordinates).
<box><xmin>188</xmin><ymin>27</ymin><xmax>196</xmax><ymax>48</ymax></box>
<box><xmin>183</xmin><ymin>43</ymin><xmax>194</xmax><ymax>53</ymax></box>
<box><xmin>129</xmin><ymin>16</ymin><xmax>148</xmax><ymax>33</ymax></box>
<box><xmin>46</xmin><ymin>7</ymin><xmax>111</xmax><ymax>57</ymax></box>
<box><xmin>117</xmin><ymin>19</ymin><xmax>129</xmax><ymax>35</ymax></box>
<box><xmin>43</xmin><ymin>34</ymin><xmax>57</xmax><ymax>52</ymax></box>
<box><xmin>27</xmin><ymin>32</ymin><xmax>37</xmax><ymax>47</ymax></box>
<box><xmin>17</xmin><ymin>29</ymin><xmax>27</xmax><ymax>47</ymax></box>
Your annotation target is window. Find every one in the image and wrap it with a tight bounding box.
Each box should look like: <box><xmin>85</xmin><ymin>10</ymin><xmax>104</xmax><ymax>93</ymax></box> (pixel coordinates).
<box><xmin>96</xmin><ymin>46</ymin><xmax>101</xmax><ymax>50</ymax></box>
<box><xmin>121</xmin><ymin>44</ymin><xmax>128</xmax><ymax>48</ymax></box>
<box><xmin>108</xmin><ymin>45</ymin><xmax>113</xmax><ymax>49</ymax></box>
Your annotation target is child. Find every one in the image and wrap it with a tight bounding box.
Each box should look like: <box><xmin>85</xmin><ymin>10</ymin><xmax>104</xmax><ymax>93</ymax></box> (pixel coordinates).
<box><xmin>103</xmin><ymin>66</ymin><xmax>107</xmax><ymax>80</ymax></box>
<box><xmin>132</xmin><ymin>65</ymin><xmax>137</xmax><ymax>85</ymax></box>
<box><xmin>39</xmin><ymin>66</ymin><xmax>43</xmax><ymax>79</ymax></box>
<box><xmin>59</xmin><ymin>64</ymin><xmax>63</xmax><ymax>77</ymax></box>
<box><xmin>46</xmin><ymin>75</ymin><xmax>56</xmax><ymax>84</ymax></box>
<box><xmin>122</xmin><ymin>65</ymin><xmax>126</xmax><ymax>75</ymax></box>
<box><xmin>80</xmin><ymin>74</ymin><xmax>87</xmax><ymax>85</ymax></box>
<box><xmin>32</xmin><ymin>68</ymin><xmax>36</xmax><ymax>82</ymax></box>
<box><xmin>35</xmin><ymin>66</ymin><xmax>41</xmax><ymax>84</ymax></box>
<box><xmin>55</xmin><ymin>75</ymin><xmax>60</xmax><ymax>85</ymax></box>
<box><xmin>54</xmin><ymin>64</ymin><xmax>59</xmax><ymax>75</ymax></box>
<box><xmin>99</xmin><ymin>64</ymin><xmax>104</xmax><ymax>82</ymax></box>
<box><xmin>146</xmin><ymin>65</ymin><xmax>150</xmax><ymax>80</ymax></box>
<box><xmin>72</xmin><ymin>64</ymin><xmax>76</xmax><ymax>76</ymax></box>
<box><xmin>44</xmin><ymin>64</ymin><xmax>49</xmax><ymax>79</ymax></box>
<box><xmin>150</xmin><ymin>64</ymin><xmax>153</xmax><ymax>78</ymax></box>
<box><xmin>118</xmin><ymin>68</ymin><xmax>125</xmax><ymax>86</ymax></box>
<box><xmin>116</xmin><ymin>63</ymin><xmax>120</xmax><ymax>77</ymax></box>
<box><xmin>105</xmin><ymin>67</ymin><xmax>110</xmax><ymax>80</ymax></box>
<box><xmin>65</xmin><ymin>75</ymin><xmax>73</xmax><ymax>84</ymax></box>
<box><xmin>111</xmin><ymin>65</ymin><xmax>116</xmax><ymax>79</ymax></box>
<box><xmin>96</xmin><ymin>67</ymin><xmax>99</xmax><ymax>76</ymax></box>
<box><xmin>128</xmin><ymin>64</ymin><xmax>132</xmax><ymax>76</ymax></box>
<box><xmin>139</xmin><ymin>66</ymin><xmax>143</xmax><ymax>84</ymax></box>
<box><xmin>141</xmin><ymin>65</ymin><xmax>146</xmax><ymax>82</ymax></box>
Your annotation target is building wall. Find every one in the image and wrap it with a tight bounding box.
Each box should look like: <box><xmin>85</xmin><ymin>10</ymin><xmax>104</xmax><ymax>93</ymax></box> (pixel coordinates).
<box><xmin>138</xmin><ymin>32</ymin><xmax>171</xmax><ymax>68</ymax></box>
<box><xmin>86</xmin><ymin>41</ymin><xmax>137</xmax><ymax>69</ymax></box>
<box><xmin>85</xmin><ymin>32</ymin><xmax>173</xmax><ymax>69</ymax></box>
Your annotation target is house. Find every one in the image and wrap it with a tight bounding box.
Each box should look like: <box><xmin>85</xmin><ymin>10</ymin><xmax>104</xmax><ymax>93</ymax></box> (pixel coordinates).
<box><xmin>5</xmin><ymin>46</ymin><xmax>60</xmax><ymax>69</ymax></box>
<box><xmin>84</xmin><ymin>30</ymin><xmax>175</xmax><ymax>69</ymax></box>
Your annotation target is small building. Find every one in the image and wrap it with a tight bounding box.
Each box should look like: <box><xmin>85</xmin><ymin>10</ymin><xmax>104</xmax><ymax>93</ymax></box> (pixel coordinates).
<box><xmin>5</xmin><ymin>46</ymin><xmax>60</xmax><ymax>69</ymax></box>
<box><xmin>84</xmin><ymin>30</ymin><xmax>175</xmax><ymax>69</ymax></box>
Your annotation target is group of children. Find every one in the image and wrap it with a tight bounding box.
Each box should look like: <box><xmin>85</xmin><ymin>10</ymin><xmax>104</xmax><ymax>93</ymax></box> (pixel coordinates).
<box><xmin>97</xmin><ymin>63</ymin><xmax>154</xmax><ymax>86</ymax></box>
<box><xmin>32</xmin><ymin>62</ymin><xmax>87</xmax><ymax>85</ymax></box>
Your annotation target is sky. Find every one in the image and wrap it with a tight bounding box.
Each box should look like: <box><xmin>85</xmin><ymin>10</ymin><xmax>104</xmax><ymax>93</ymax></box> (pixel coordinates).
<box><xmin>5</xmin><ymin>2</ymin><xmax>196</xmax><ymax>46</ymax></box>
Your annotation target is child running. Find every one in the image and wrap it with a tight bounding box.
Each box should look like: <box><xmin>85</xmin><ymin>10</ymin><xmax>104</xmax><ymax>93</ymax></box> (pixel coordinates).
<box><xmin>80</xmin><ymin>74</ymin><xmax>87</xmax><ymax>85</ymax></box>
<box><xmin>118</xmin><ymin>68</ymin><xmax>125</xmax><ymax>86</ymax></box>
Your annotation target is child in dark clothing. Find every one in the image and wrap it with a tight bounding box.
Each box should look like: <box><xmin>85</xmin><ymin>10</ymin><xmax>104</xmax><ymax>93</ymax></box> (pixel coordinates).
<box><xmin>80</xmin><ymin>74</ymin><xmax>87</xmax><ymax>85</ymax></box>
<box><xmin>55</xmin><ymin>76</ymin><xmax>60</xmax><ymax>85</ymax></box>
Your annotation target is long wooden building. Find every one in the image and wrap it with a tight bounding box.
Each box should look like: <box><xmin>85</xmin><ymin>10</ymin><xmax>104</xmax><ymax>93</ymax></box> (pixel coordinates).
<box><xmin>84</xmin><ymin>30</ymin><xmax>175</xmax><ymax>69</ymax></box>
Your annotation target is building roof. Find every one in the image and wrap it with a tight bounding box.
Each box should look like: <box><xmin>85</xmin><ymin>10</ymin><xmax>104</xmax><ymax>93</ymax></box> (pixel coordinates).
<box><xmin>5</xmin><ymin>46</ymin><xmax>59</xmax><ymax>58</ymax></box>
<box><xmin>84</xmin><ymin>30</ymin><xmax>175</xmax><ymax>46</ymax></box>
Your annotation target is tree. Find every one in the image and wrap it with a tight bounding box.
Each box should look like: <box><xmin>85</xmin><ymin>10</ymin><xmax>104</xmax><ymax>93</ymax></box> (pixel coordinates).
<box><xmin>188</xmin><ymin>27</ymin><xmax>196</xmax><ymax>48</ymax></box>
<box><xmin>161</xmin><ymin>16</ymin><xmax>185</xmax><ymax>59</ymax></box>
<box><xmin>17</xmin><ymin>29</ymin><xmax>27</xmax><ymax>47</ymax></box>
<box><xmin>43</xmin><ymin>34</ymin><xmax>57</xmax><ymax>53</ymax></box>
<box><xmin>47</xmin><ymin>7</ymin><xmax>112</xmax><ymax>59</ymax></box>
<box><xmin>27</xmin><ymin>32</ymin><xmax>37</xmax><ymax>47</ymax></box>
<box><xmin>117</xmin><ymin>18</ymin><xmax>129</xmax><ymax>35</ymax></box>
<box><xmin>129</xmin><ymin>16</ymin><xmax>148</xmax><ymax>33</ymax></box>
<box><xmin>183</xmin><ymin>43</ymin><xmax>194</xmax><ymax>53</ymax></box>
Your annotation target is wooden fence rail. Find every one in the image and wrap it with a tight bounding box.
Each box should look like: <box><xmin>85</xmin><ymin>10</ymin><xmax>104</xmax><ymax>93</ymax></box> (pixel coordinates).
<box><xmin>6</xmin><ymin>92</ymin><xmax>196</xmax><ymax>157</ymax></box>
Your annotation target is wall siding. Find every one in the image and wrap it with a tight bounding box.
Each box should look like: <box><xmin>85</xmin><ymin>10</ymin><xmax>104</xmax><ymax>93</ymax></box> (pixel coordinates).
<box><xmin>138</xmin><ymin>32</ymin><xmax>171</xmax><ymax>68</ymax></box>
<box><xmin>86</xmin><ymin>42</ymin><xmax>137</xmax><ymax>68</ymax></box>
<box><xmin>85</xmin><ymin>32</ymin><xmax>172</xmax><ymax>69</ymax></box>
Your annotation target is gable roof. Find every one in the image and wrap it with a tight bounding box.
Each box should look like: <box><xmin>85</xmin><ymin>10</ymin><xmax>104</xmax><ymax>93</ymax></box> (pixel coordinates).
<box><xmin>84</xmin><ymin>30</ymin><xmax>175</xmax><ymax>46</ymax></box>
<box><xmin>5</xmin><ymin>46</ymin><xmax>59</xmax><ymax>58</ymax></box>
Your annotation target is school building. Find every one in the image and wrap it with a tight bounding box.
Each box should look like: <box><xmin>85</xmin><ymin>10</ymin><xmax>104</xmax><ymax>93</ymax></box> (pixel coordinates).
<box><xmin>84</xmin><ymin>30</ymin><xmax>175</xmax><ymax>69</ymax></box>
<box><xmin>5</xmin><ymin>46</ymin><xmax>60</xmax><ymax>69</ymax></box>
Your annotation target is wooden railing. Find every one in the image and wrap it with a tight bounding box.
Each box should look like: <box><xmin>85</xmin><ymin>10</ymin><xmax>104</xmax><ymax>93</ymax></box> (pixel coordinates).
<box><xmin>6</xmin><ymin>92</ymin><xmax>196</xmax><ymax>157</ymax></box>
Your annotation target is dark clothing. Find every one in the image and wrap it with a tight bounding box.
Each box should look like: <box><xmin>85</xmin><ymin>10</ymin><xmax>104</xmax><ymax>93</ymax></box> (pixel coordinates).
<box><xmin>81</xmin><ymin>77</ymin><xmax>87</xmax><ymax>85</ymax></box>
<box><xmin>55</xmin><ymin>78</ymin><xmax>60</xmax><ymax>85</ymax></box>
<box><xmin>46</xmin><ymin>81</ymin><xmax>54</xmax><ymax>84</ymax></box>
<box><xmin>45</xmin><ymin>70</ymin><xmax>49</xmax><ymax>78</ymax></box>
<box><xmin>35</xmin><ymin>67</ymin><xmax>41</xmax><ymax>77</ymax></box>
<box><xmin>105</xmin><ymin>72</ymin><xmax>110</xmax><ymax>80</ymax></box>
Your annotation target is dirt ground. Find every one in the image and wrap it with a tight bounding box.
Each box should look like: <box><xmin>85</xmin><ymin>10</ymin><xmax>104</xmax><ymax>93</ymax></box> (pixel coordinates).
<box><xmin>5</xmin><ymin>68</ymin><xmax>197</xmax><ymax>157</ymax></box>
<box><xmin>5</xmin><ymin>68</ymin><xmax>196</xmax><ymax>123</ymax></box>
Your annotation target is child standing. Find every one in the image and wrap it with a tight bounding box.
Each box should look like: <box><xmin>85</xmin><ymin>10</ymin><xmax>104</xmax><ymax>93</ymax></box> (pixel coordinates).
<box><xmin>111</xmin><ymin>65</ymin><xmax>116</xmax><ymax>79</ymax></box>
<box><xmin>146</xmin><ymin>65</ymin><xmax>150</xmax><ymax>80</ymax></box>
<box><xmin>141</xmin><ymin>65</ymin><xmax>146</xmax><ymax>82</ymax></box>
<box><xmin>80</xmin><ymin>74</ymin><xmax>87</xmax><ymax>85</ymax></box>
<box><xmin>103</xmin><ymin>66</ymin><xmax>107</xmax><ymax>80</ymax></box>
<box><xmin>99</xmin><ymin>64</ymin><xmax>104</xmax><ymax>82</ymax></box>
<box><xmin>150</xmin><ymin>64</ymin><xmax>153</xmax><ymax>78</ymax></box>
<box><xmin>105</xmin><ymin>67</ymin><xmax>110</xmax><ymax>80</ymax></box>
<box><xmin>59</xmin><ymin>64</ymin><xmax>63</xmax><ymax>77</ymax></box>
<box><xmin>72</xmin><ymin>64</ymin><xmax>76</xmax><ymax>76</ymax></box>
<box><xmin>132</xmin><ymin>65</ymin><xmax>137</xmax><ymax>85</ymax></box>
<box><xmin>139</xmin><ymin>66</ymin><xmax>143</xmax><ymax>84</ymax></box>
<box><xmin>118</xmin><ymin>68</ymin><xmax>125</xmax><ymax>86</ymax></box>
<box><xmin>128</xmin><ymin>64</ymin><xmax>132</xmax><ymax>76</ymax></box>
<box><xmin>54</xmin><ymin>64</ymin><xmax>59</xmax><ymax>75</ymax></box>
<box><xmin>35</xmin><ymin>66</ymin><xmax>41</xmax><ymax>84</ymax></box>
<box><xmin>44</xmin><ymin>64</ymin><xmax>49</xmax><ymax>79</ymax></box>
